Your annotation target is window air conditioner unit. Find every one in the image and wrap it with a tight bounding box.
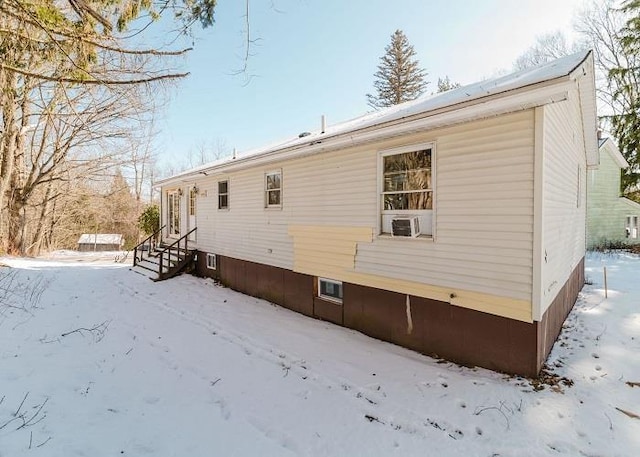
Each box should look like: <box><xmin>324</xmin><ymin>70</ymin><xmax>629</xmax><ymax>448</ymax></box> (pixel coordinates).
<box><xmin>391</xmin><ymin>216</ymin><xmax>421</xmax><ymax>238</ymax></box>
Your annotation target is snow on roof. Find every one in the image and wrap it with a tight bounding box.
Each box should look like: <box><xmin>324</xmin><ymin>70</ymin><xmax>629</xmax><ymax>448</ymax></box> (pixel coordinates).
<box><xmin>160</xmin><ymin>50</ymin><xmax>592</xmax><ymax>184</ymax></box>
<box><xmin>78</xmin><ymin>234</ymin><xmax>124</xmax><ymax>245</ymax></box>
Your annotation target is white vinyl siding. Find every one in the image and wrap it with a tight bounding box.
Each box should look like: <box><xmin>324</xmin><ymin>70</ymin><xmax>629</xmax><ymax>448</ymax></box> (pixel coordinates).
<box><xmin>178</xmin><ymin>136</ymin><xmax>376</xmax><ymax>269</ymax></box>
<box><xmin>193</xmin><ymin>168</ymin><xmax>292</xmax><ymax>269</ymax></box>
<box><xmin>165</xmin><ymin>111</ymin><xmax>535</xmax><ymax>306</ymax></box>
<box><xmin>540</xmin><ymin>90</ymin><xmax>587</xmax><ymax>315</ymax></box>
<box><xmin>356</xmin><ymin>110</ymin><xmax>535</xmax><ymax>301</ymax></box>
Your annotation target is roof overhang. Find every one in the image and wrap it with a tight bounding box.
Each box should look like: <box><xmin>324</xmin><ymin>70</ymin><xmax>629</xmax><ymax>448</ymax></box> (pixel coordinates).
<box><xmin>571</xmin><ymin>52</ymin><xmax>599</xmax><ymax>168</ymax></box>
<box><xmin>158</xmin><ymin>83</ymin><xmax>575</xmax><ymax>187</ymax></box>
<box><xmin>157</xmin><ymin>51</ymin><xmax>598</xmax><ymax>187</ymax></box>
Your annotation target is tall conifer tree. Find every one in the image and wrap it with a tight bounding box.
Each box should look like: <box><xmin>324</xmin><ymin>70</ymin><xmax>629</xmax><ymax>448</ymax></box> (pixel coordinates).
<box><xmin>610</xmin><ymin>0</ymin><xmax>640</xmax><ymax>194</ymax></box>
<box><xmin>367</xmin><ymin>30</ymin><xmax>428</xmax><ymax>109</ymax></box>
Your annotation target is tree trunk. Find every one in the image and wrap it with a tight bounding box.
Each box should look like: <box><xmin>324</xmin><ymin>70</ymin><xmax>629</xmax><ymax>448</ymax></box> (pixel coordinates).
<box><xmin>0</xmin><ymin>71</ymin><xmax>18</xmax><ymax>251</ymax></box>
<box><xmin>5</xmin><ymin>192</ymin><xmax>25</xmax><ymax>255</ymax></box>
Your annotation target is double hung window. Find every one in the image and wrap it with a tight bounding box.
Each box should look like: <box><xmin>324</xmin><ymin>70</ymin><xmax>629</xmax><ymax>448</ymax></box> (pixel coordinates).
<box><xmin>380</xmin><ymin>143</ymin><xmax>434</xmax><ymax>236</ymax></box>
<box><xmin>265</xmin><ymin>170</ymin><xmax>282</xmax><ymax>208</ymax></box>
<box><xmin>218</xmin><ymin>180</ymin><xmax>229</xmax><ymax>210</ymax></box>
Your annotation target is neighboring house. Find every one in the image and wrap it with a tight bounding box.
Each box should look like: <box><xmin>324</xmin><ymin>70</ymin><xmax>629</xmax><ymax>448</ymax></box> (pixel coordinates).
<box><xmin>586</xmin><ymin>137</ymin><xmax>640</xmax><ymax>249</ymax></box>
<box><xmin>156</xmin><ymin>51</ymin><xmax>597</xmax><ymax>377</ymax></box>
<box><xmin>77</xmin><ymin>234</ymin><xmax>124</xmax><ymax>252</ymax></box>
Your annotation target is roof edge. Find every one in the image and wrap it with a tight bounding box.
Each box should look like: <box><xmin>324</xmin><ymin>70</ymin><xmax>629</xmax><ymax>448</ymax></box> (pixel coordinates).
<box><xmin>157</xmin><ymin>51</ymin><xmax>593</xmax><ymax>186</ymax></box>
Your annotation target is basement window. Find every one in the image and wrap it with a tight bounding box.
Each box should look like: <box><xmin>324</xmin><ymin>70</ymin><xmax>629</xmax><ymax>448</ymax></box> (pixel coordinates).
<box><xmin>318</xmin><ymin>278</ymin><xmax>343</xmax><ymax>304</ymax></box>
<box><xmin>206</xmin><ymin>253</ymin><xmax>217</xmax><ymax>270</ymax></box>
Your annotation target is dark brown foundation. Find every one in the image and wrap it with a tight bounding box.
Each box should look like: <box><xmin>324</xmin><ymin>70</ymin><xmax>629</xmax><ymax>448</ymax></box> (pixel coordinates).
<box><xmin>536</xmin><ymin>257</ymin><xmax>585</xmax><ymax>370</ymax></box>
<box><xmin>194</xmin><ymin>250</ymin><xmax>584</xmax><ymax>377</ymax></box>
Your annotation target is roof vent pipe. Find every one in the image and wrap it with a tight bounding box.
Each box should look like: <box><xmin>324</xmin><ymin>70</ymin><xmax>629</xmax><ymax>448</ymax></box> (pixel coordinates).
<box><xmin>232</xmin><ymin>147</ymin><xmax>237</xmax><ymax>159</ymax></box>
<box><xmin>321</xmin><ymin>115</ymin><xmax>326</xmax><ymax>134</ymax></box>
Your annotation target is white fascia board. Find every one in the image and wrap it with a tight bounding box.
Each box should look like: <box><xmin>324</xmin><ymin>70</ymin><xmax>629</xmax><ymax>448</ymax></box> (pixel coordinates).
<box><xmin>571</xmin><ymin>52</ymin><xmax>599</xmax><ymax>168</ymax></box>
<box><xmin>156</xmin><ymin>84</ymin><xmax>571</xmax><ymax>188</ymax></box>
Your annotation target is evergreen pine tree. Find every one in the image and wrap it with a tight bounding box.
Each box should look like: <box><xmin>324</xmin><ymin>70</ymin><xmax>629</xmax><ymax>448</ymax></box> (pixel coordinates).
<box><xmin>436</xmin><ymin>76</ymin><xmax>461</xmax><ymax>93</ymax></box>
<box><xmin>366</xmin><ymin>30</ymin><xmax>428</xmax><ymax>109</ymax></box>
<box><xmin>610</xmin><ymin>0</ymin><xmax>640</xmax><ymax>194</ymax></box>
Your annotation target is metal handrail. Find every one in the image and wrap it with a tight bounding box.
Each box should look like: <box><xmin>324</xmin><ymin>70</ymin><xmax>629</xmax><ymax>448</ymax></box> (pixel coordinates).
<box><xmin>158</xmin><ymin>227</ymin><xmax>197</xmax><ymax>279</ymax></box>
<box><xmin>133</xmin><ymin>224</ymin><xmax>166</xmax><ymax>266</ymax></box>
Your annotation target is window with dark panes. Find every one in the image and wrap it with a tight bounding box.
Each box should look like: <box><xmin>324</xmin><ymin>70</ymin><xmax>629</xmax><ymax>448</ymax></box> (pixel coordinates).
<box><xmin>218</xmin><ymin>180</ymin><xmax>229</xmax><ymax>210</ymax></box>
<box><xmin>318</xmin><ymin>278</ymin><xmax>343</xmax><ymax>303</ymax></box>
<box><xmin>189</xmin><ymin>188</ymin><xmax>197</xmax><ymax>216</ymax></box>
<box><xmin>382</xmin><ymin>148</ymin><xmax>432</xmax><ymax>211</ymax></box>
<box><xmin>379</xmin><ymin>143</ymin><xmax>435</xmax><ymax>237</ymax></box>
<box><xmin>265</xmin><ymin>170</ymin><xmax>282</xmax><ymax>207</ymax></box>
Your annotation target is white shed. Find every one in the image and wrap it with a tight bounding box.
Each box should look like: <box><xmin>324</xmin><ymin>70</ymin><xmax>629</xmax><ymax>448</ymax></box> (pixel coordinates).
<box><xmin>77</xmin><ymin>234</ymin><xmax>124</xmax><ymax>252</ymax></box>
<box><xmin>156</xmin><ymin>50</ymin><xmax>598</xmax><ymax>377</ymax></box>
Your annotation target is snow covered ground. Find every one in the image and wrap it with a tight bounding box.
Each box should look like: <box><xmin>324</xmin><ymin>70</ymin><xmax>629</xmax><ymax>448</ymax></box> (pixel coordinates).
<box><xmin>0</xmin><ymin>252</ymin><xmax>638</xmax><ymax>456</ymax></box>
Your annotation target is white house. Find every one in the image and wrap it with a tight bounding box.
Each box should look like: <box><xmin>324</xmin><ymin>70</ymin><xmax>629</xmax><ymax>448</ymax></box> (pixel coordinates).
<box><xmin>155</xmin><ymin>50</ymin><xmax>598</xmax><ymax>377</ymax></box>
<box><xmin>586</xmin><ymin>137</ymin><xmax>640</xmax><ymax>248</ymax></box>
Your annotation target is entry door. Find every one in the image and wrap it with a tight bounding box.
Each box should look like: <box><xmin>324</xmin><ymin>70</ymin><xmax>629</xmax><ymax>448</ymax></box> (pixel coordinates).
<box><xmin>187</xmin><ymin>187</ymin><xmax>197</xmax><ymax>241</ymax></box>
<box><xmin>167</xmin><ymin>190</ymin><xmax>180</xmax><ymax>237</ymax></box>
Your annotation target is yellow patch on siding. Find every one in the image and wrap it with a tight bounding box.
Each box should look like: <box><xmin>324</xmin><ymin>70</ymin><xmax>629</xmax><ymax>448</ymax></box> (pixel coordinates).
<box><xmin>288</xmin><ymin>224</ymin><xmax>533</xmax><ymax>323</ymax></box>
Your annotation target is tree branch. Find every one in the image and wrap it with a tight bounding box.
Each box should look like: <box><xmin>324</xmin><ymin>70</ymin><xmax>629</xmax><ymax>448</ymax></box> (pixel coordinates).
<box><xmin>0</xmin><ymin>64</ymin><xmax>189</xmax><ymax>85</ymax></box>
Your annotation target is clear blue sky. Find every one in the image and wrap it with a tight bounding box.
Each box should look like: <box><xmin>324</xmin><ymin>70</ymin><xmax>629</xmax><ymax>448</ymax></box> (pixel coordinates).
<box><xmin>153</xmin><ymin>0</ymin><xmax>585</xmax><ymax>168</ymax></box>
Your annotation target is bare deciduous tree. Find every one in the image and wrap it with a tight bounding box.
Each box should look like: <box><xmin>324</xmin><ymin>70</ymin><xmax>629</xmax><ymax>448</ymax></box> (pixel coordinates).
<box><xmin>576</xmin><ymin>0</ymin><xmax>640</xmax><ymax>193</ymax></box>
<box><xmin>513</xmin><ymin>31</ymin><xmax>579</xmax><ymax>71</ymax></box>
<box><xmin>0</xmin><ymin>0</ymin><xmax>218</xmax><ymax>254</ymax></box>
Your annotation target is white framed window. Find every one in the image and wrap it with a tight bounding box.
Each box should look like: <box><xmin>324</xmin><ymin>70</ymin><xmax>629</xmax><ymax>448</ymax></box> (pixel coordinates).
<box><xmin>189</xmin><ymin>188</ymin><xmax>197</xmax><ymax>216</ymax></box>
<box><xmin>626</xmin><ymin>216</ymin><xmax>638</xmax><ymax>239</ymax></box>
<box><xmin>218</xmin><ymin>180</ymin><xmax>229</xmax><ymax>210</ymax></box>
<box><xmin>318</xmin><ymin>278</ymin><xmax>343</xmax><ymax>304</ymax></box>
<box><xmin>379</xmin><ymin>142</ymin><xmax>434</xmax><ymax>236</ymax></box>
<box><xmin>167</xmin><ymin>189</ymin><xmax>181</xmax><ymax>236</ymax></box>
<box><xmin>265</xmin><ymin>169</ymin><xmax>282</xmax><ymax>208</ymax></box>
<box><xmin>206</xmin><ymin>253</ymin><xmax>217</xmax><ymax>270</ymax></box>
